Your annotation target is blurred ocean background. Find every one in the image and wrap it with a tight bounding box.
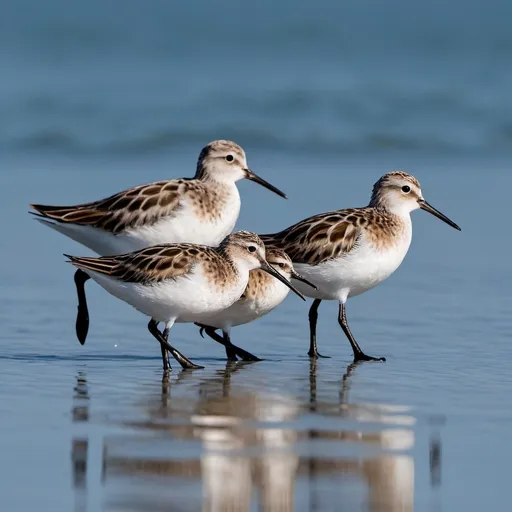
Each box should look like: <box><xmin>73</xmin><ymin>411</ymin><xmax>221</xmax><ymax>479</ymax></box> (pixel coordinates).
<box><xmin>1</xmin><ymin>0</ymin><xmax>512</xmax><ymax>511</ymax></box>
<box><xmin>3</xmin><ymin>0</ymin><xmax>512</xmax><ymax>155</ymax></box>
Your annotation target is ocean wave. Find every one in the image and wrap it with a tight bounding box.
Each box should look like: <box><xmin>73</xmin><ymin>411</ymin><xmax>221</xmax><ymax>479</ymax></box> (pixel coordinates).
<box><xmin>3</xmin><ymin>0</ymin><xmax>512</xmax><ymax>156</ymax></box>
<box><xmin>7</xmin><ymin>129</ymin><xmax>503</xmax><ymax>154</ymax></box>
<box><xmin>6</xmin><ymin>109</ymin><xmax>512</xmax><ymax>155</ymax></box>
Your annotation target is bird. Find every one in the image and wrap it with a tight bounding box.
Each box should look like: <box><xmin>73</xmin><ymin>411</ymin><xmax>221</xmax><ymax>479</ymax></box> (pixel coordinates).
<box><xmin>260</xmin><ymin>171</ymin><xmax>461</xmax><ymax>362</ymax></box>
<box><xmin>65</xmin><ymin>231</ymin><xmax>306</xmax><ymax>371</ymax></box>
<box><xmin>197</xmin><ymin>246</ymin><xmax>317</xmax><ymax>361</ymax></box>
<box><xmin>29</xmin><ymin>140</ymin><xmax>287</xmax><ymax>352</ymax></box>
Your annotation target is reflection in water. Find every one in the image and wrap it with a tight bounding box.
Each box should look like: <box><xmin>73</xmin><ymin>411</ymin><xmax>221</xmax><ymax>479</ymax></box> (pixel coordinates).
<box><xmin>72</xmin><ymin>371</ymin><xmax>89</xmax><ymax>423</ymax></box>
<box><xmin>71</xmin><ymin>372</ymin><xmax>90</xmax><ymax>512</ymax></box>
<box><xmin>307</xmin><ymin>361</ymin><xmax>415</xmax><ymax>512</ymax></box>
<box><xmin>430</xmin><ymin>434</ymin><xmax>442</xmax><ymax>488</ymax></box>
<box><xmin>85</xmin><ymin>361</ymin><xmax>425</xmax><ymax>512</ymax></box>
<box><xmin>71</xmin><ymin>438</ymin><xmax>88</xmax><ymax>488</ymax></box>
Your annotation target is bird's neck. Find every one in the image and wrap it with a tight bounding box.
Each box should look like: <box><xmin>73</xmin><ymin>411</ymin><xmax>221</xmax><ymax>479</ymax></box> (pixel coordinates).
<box><xmin>369</xmin><ymin>199</ymin><xmax>412</xmax><ymax>219</ymax></box>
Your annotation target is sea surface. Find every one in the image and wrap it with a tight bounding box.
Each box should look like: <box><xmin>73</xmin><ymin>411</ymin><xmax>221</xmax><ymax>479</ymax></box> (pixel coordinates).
<box><xmin>1</xmin><ymin>1</ymin><xmax>512</xmax><ymax>511</ymax></box>
<box><xmin>2</xmin><ymin>0</ymin><xmax>512</xmax><ymax>155</ymax></box>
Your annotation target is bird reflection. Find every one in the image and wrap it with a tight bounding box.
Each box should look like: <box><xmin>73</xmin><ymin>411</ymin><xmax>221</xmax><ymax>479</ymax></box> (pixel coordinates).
<box><xmin>96</xmin><ymin>360</ymin><xmax>427</xmax><ymax>512</ymax></box>
<box><xmin>430</xmin><ymin>434</ymin><xmax>442</xmax><ymax>487</ymax></box>
<box><xmin>306</xmin><ymin>361</ymin><xmax>415</xmax><ymax>512</ymax></box>
<box><xmin>192</xmin><ymin>362</ymin><xmax>299</xmax><ymax>512</ymax></box>
<box><xmin>71</xmin><ymin>438</ymin><xmax>88</xmax><ymax>488</ymax></box>
<box><xmin>72</xmin><ymin>370</ymin><xmax>89</xmax><ymax>423</ymax></box>
<box><xmin>71</xmin><ymin>372</ymin><xmax>90</xmax><ymax>512</ymax></box>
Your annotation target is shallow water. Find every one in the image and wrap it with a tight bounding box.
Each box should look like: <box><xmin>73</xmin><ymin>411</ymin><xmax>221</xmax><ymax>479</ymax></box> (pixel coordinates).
<box><xmin>2</xmin><ymin>0</ymin><xmax>512</xmax><ymax>508</ymax></box>
<box><xmin>1</xmin><ymin>150</ymin><xmax>511</xmax><ymax>511</ymax></box>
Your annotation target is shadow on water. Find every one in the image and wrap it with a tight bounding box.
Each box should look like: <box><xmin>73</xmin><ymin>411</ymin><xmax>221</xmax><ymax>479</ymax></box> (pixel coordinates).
<box><xmin>70</xmin><ymin>363</ymin><xmax>443</xmax><ymax>511</ymax></box>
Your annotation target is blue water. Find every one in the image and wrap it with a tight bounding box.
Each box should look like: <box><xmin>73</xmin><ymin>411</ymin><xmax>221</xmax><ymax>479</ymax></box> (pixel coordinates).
<box><xmin>3</xmin><ymin>0</ymin><xmax>512</xmax><ymax>154</ymax></box>
<box><xmin>1</xmin><ymin>1</ymin><xmax>512</xmax><ymax>511</ymax></box>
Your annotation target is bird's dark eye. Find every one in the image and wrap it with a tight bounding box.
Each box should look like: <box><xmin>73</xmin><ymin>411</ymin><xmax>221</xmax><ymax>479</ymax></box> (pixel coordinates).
<box><xmin>278</xmin><ymin>262</ymin><xmax>285</xmax><ymax>268</ymax></box>
<box><xmin>402</xmin><ymin>185</ymin><xmax>411</xmax><ymax>193</ymax></box>
<box><xmin>248</xmin><ymin>245</ymin><xmax>257</xmax><ymax>253</ymax></box>
<box><xmin>225</xmin><ymin>154</ymin><xmax>234</xmax><ymax>162</ymax></box>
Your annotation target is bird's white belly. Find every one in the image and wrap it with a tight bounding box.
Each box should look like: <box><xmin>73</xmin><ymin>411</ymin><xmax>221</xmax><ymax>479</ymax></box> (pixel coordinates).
<box><xmin>87</xmin><ymin>266</ymin><xmax>248</xmax><ymax>325</ymax></box>
<box><xmin>201</xmin><ymin>279</ymin><xmax>290</xmax><ymax>329</ymax></box>
<box><xmin>292</xmin><ymin>234</ymin><xmax>411</xmax><ymax>301</ymax></box>
<box><xmin>120</xmin><ymin>204</ymin><xmax>240</xmax><ymax>250</ymax></box>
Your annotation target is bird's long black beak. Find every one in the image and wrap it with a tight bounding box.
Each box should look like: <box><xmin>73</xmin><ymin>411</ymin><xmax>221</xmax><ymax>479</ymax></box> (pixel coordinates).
<box><xmin>259</xmin><ymin>260</ymin><xmax>306</xmax><ymax>300</ymax></box>
<box><xmin>290</xmin><ymin>269</ymin><xmax>317</xmax><ymax>290</ymax></box>
<box><xmin>244</xmin><ymin>168</ymin><xmax>287</xmax><ymax>199</ymax></box>
<box><xmin>418</xmin><ymin>199</ymin><xmax>461</xmax><ymax>231</ymax></box>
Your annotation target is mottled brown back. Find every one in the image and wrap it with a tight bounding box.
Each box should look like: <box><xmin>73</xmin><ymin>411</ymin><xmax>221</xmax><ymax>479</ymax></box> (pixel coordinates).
<box><xmin>261</xmin><ymin>207</ymin><xmax>404</xmax><ymax>265</ymax></box>
<box><xmin>66</xmin><ymin>243</ymin><xmax>234</xmax><ymax>285</ymax></box>
<box><xmin>31</xmin><ymin>178</ymin><xmax>229</xmax><ymax>233</ymax></box>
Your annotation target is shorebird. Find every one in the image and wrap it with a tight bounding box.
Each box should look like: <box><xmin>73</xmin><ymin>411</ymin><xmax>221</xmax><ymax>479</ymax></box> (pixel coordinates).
<box><xmin>260</xmin><ymin>171</ymin><xmax>461</xmax><ymax>362</ymax></box>
<box><xmin>197</xmin><ymin>247</ymin><xmax>316</xmax><ymax>361</ymax></box>
<box><xmin>65</xmin><ymin>231</ymin><xmax>306</xmax><ymax>371</ymax></box>
<box><xmin>29</xmin><ymin>140</ymin><xmax>287</xmax><ymax>347</ymax></box>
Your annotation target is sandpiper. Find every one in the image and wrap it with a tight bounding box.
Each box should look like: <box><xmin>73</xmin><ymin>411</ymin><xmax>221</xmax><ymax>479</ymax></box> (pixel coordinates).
<box><xmin>197</xmin><ymin>247</ymin><xmax>316</xmax><ymax>361</ymax></box>
<box><xmin>260</xmin><ymin>171</ymin><xmax>461</xmax><ymax>362</ymax></box>
<box><xmin>65</xmin><ymin>231</ymin><xmax>306</xmax><ymax>371</ymax></box>
<box><xmin>29</xmin><ymin>140</ymin><xmax>287</xmax><ymax>346</ymax></box>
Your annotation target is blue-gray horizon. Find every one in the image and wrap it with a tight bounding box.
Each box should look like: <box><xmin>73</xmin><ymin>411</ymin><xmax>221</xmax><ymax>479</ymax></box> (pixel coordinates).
<box><xmin>2</xmin><ymin>0</ymin><xmax>512</xmax><ymax>155</ymax></box>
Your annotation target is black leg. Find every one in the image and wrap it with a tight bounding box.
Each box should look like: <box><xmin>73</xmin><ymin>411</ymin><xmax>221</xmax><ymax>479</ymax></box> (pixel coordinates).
<box><xmin>337</xmin><ymin>303</ymin><xmax>386</xmax><ymax>362</ymax></box>
<box><xmin>223</xmin><ymin>331</ymin><xmax>238</xmax><ymax>361</ymax></box>
<box><xmin>199</xmin><ymin>326</ymin><xmax>237</xmax><ymax>359</ymax></box>
<box><xmin>160</xmin><ymin>326</ymin><xmax>172</xmax><ymax>371</ymax></box>
<box><xmin>75</xmin><ymin>269</ymin><xmax>90</xmax><ymax>345</ymax></box>
<box><xmin>222</xmin><ymin>330</ymin><xmax>262</xmax><ymax>361</ymax></box>
<box><xmin>201</xmin><ymin>325</ymin><xmax>262</xmax><ymax>362</ymax></box>
<box><xmin>147</xmin><ymin>319</ymin><xmax>204</xmax><ymax>370</ymax></box>
<box><xmin>308</xmin><ymin>299</ymin><xmax>330</xmax><ymax>358</ymax></box>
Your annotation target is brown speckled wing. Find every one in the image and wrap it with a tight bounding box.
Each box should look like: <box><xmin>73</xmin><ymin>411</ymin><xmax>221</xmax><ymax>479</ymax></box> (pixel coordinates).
<box><xmin>66</xmin><ymin>244</ymin><xmax>205</xmax><ymax>284</ymax></box>
<box><xmin>261</xmin><ymin>209</ymin><xmax>368</xmax><ymax>265</ymax></box>
<box><xmin>30</xmin><ymin>180</ymin><xmax>184</xmax><ymax>234</ymax></box>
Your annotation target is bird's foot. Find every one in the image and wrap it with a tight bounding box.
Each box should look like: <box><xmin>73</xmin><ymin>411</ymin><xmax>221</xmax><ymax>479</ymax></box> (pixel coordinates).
<box><xmin>308</xmin><ymin>349</ymin><xmax>330</xmax><ymax>359</ymax></box>
<box><xmin>353</xmin><ymin>352</ymin><xmax>386</xmax><ymax>362</ymax></box>
<box><xmin>173</xmin><ymin>352</ymin><xmax>204</xmax><ymax>370</ymax></box>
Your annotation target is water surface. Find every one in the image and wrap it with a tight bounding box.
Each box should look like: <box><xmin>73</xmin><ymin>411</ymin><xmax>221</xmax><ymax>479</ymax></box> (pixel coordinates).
<box><xmin>2</xmin><ymin>0</ymin><xmax>512</xmax><ymax>509</ymax></box>
<box><xmin>1</xmin><ymin>151</ymin><xmax>511</xmax><ymax>510</ymax></box>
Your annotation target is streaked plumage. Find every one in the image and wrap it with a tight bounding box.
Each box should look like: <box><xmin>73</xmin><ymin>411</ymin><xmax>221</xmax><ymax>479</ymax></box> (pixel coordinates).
<box><xmin>30</xmin><ymin>140</ymin><xmax>287</xmax><ymax>345</ymax></box>
<box><xmin>30</xmin><ymin>140</ymin><xmax>286</xmax><ymax>253</ymax></box>
<box><xmin>261</xmin><ymin>171</ymin><xmax>461</xmax><ymax>362</ymax></box>
<box><xmin>66</xmin><ymin>231</ymin><xmax>306</xmax><ymax>370</ymax></box>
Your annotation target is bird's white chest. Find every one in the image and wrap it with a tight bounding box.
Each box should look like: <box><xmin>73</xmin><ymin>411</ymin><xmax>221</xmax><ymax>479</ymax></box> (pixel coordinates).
<box><xmin>196</xmin><ymin>277</ymin><xmax>290</xmax><ymax>329</ymax></box>
<box><xmin>120</xmin><ymin>187</ymin><xmax>241</xmax><ymax>249</ymax></box>
<box><xmin>99</xmin><ymin>264</ymin><xmax>248</xmax><ymax>324</ymax></box>
<box><xmin>230</xmin><ymin>279</ymin><xmax>290</xmax><ymax>327</ymax></box>
<box><xmin>293</xmin><ymin>220</ymin><xmax>412</xmax><ymax>301</ymax></box>
<box><xmin>344</xmin><ymin>230</ymin><xmax>412</xmax><ymax>296</ymax></box>
<box><xmin>170</xmin><ymin>266</ymin><xmax>248</xmax><ymax>324</ymax></box>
